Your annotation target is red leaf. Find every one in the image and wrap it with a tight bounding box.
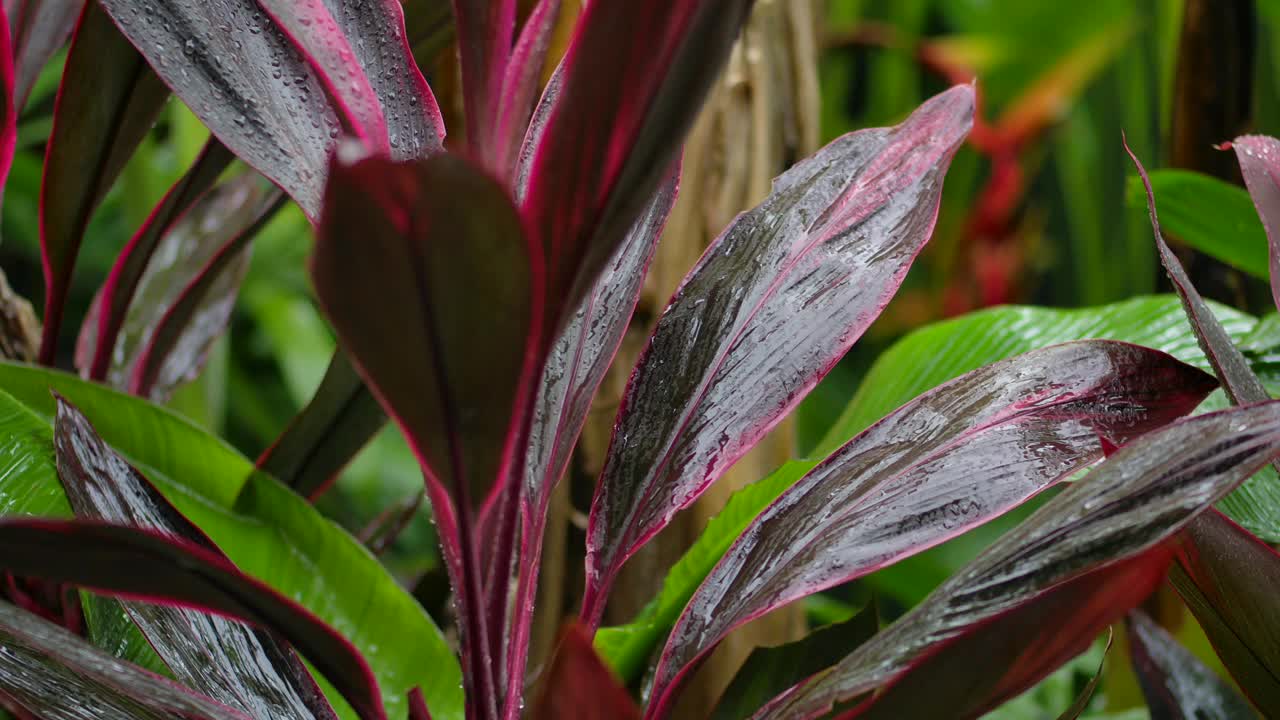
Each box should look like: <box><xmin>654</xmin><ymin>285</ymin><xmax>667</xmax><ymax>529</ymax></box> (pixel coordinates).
<box><xmin>521</xmin><ymin>0</ymin><xmax>754</xmax><ymax>328</ymax></box>
<box><xmin>1127</xmin><ymin>607</ymin><xmax>1258</xmax><ymax>718</ymax></box>
<box><xmin>1230</xmin><ymin>135</ymin><xmax>1280</xmax><ymax>316</ymax></box>
<box><xmin>582</xmin><ymin>85</ymin><xmax>975</xmax><ymax>626</ymax></box>
<box><xmin>38</xmin><ymin>3</ymin><xmax>169</xmax><ymax>364</ymax></box>
<box><xmin>310</xmin><ymin>147</ymin><xmax>542</xmax><ymax>718</ymax></box>
<box><xmin>647</xmin><ymin>341</ymin><xmax>1216</xmax><ymax>715</ymax></box>
<box><xmin>3</xmin><ymin>0</ymin><xmax>83</xmax><ymax>111</ymax></box>
<box><xmin>531</xmin><ymin>623</ymin><xmax>640</xmax><ymax>720</ymax></box>
<box><xmin>1171</xmin><ymin>509</ymin><xmax>1280</xmax><ymax>715</ymax></box>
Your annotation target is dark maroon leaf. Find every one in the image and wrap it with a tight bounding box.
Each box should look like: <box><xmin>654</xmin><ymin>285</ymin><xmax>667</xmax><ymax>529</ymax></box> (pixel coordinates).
<box><xmin>1127</xmin><ymin>608</ymin><xmax>1259</xmax><ymax>719</ymax></box>
<box><xmin>531</xmin><ymin>623</ymin><xmax>640</xmax><ymax>720</ymax></box>
<box><xmin>582</xmin><ymin>85</ymin><xmax>976</xmax><ymax>625</ymax></box>
<box><xmin>53</xmin><ymin>395</ymin><xmax>337</xmax><ymax>720</ymax></box>
<box><xmin>0</xmin><ymin>2</ymin><xmax>13</xmax><ymax>200</ymax></box>
<box><xmin>38</xmin><ymin>2</ymin><xmax>170</xmax><ymax>364</ymax></box>
<box><xmin>4</xmin><ymin>0</ymin><xmax>85</xmax><ymax>110</ymax></box>
<box><xmin>80</xmin><ymin>169</ymin><xmax>280</xmax><ymax>400</ymax></box>
<box><xmin>1056</xmin><ymin>628</ymin><xmax>1113</xmax><ymax>720</ymax></box>
<box><xmin>502</xmin><ymin>168</ymin><xmax>678</xmax><ymax>714</ymax></box>
<box><xmin>77</xmin><ymin>140</ymin><xmax>236</xmax><ymax>382</ymax></box>
<box><xmin>1230</xmin><ymin>135</ymin><xmax>1280</xmax><ymax>316</ymax></box>
<box><xmin>647</xmin><ymin>340</ymin><xmax>1216</xmax><ymax>713</ymax></box>
<box><xmin>452</xmin><ymin>0</ymin><xmax>515</xmax><ymax>164</ymax></box>
<box><xmin>260</xmin><ymin>0</ymin><xmax>444</xmax><ymax>162</ymax></box>
<box><xmin>491</xmin><ymin>0</ymin><xmax>560</xmax><ymax>177</ymax></box>
<box><xmin>835</xmin><ymin>556</ymin><xmax>1164</xmax><ymax>720</ymax></box>
<box><xmin>1170</xmin><ymin>509</ymin><xmax>1280</xmax><ymax>716</ymax></box>
<box><xmin>1125</xmin><ymin>137</ymin><xmax>1271</xmax><ymax>408</ymax></box>
<box><xmin>258</xmin><ymin>351</ymin><xmax>386</xmax><ymax>499</ymax></box>
<box><xmin>520</xmin><ymin>0</ymin><xmax>754</xmax><ymax>327</ymax></box>
<box><xmin>0</xmin><ymin>518</ymin><xmax>386</xmax><ymax>720</ymax></box>
<box><xmin>756</xmin><ymin>400</ymin><xmax>1280</xmax><ymax>719</ymax></box>
<box><xmin>408</xmin><ymin>688</ymin><xmax>433</xmax><ymax>720</ymax></box>
<box><xmin>710</xmin><ymin>600</ymin><xmax>880</xmax><ymax>720</ymax></box>
<box><xmin>127</xmin><ymin>183</ymin><xmax>284</xmax><ymax>400</ymax></box>
<box><xmin>0</xmin><ymin>598</ymin><xmax>248</xmax><ymax>720</ymax></box>
<box><xmin>310</xmin><ymin>146</ymin><xmax>541</xmax><ymax>717</ymax></box>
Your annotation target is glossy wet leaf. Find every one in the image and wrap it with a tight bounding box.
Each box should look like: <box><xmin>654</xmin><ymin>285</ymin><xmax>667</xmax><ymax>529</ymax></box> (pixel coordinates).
<box><xmin>506</xmin><ymin>170</ymin><xmax>677</xmax><ymax>705</ymax></box>
<box><xmin>1232</xmin><ymin>135</ymin><xmax>1280</xmax><ymax>315</ymax></box>
<box><xmin>4</xmin><ymin>0</ymin><xmax>85</xmax><ymax>110</ymax></box>
<box><xmin>765</xmin><ymin>400</ymin><xmax>1280</xmax><ymax>718</ymax></box>
<box><xmin>1123</xmin><ymin>170</ymin><xmax>1268</xmax><ymax>281</ymax></box>
<box><xmin>1127</xmin><ymin>608</ymin><xmax>1259</xmax><ymax>719</ymax></box>
<box><xmin>86</xmin><ymin>169</ymin><xmax>279</xmax><ymax>400</ymax></box>
<box><xmin>584</xmin><ymin>84</ymin><xmax>975</xmax><ymax>624</ymax></box>
<box><xmin>128</xmin><ymin>183</ymin><xmax>283</xmax><ymax>400</ymax></box>
<box><xmin>0</xmin><ymin>518</ymin><xmax>384</xmax><ymax>718</ymax></box>
<box><xmin>451</xmin><ymin>0</ymin><xmax>515</xmax><ymax>161</ymax></box>
<box><xmin>311</xmin><ymin>148</ymin><xmax>538</xmax><ymax>715</ymax></box>
<box><xmin>647</xmin><ymin>341</ymin><xmax>1216</xmax><ymax>714</ymax></box>
<box><xmin>835</xmin><ymin>557</ymin><xmax>1164</xmax><ymax>720</ymax></box>
<box><xmin>531</xmin><ymin>623</ymin><xmax>639</xmax><ymax>720</ymax></box>
<box><xmin>53</xmin><ymin>395</ymin><xmax>339</xmax><ymax>720</ymax></box>
<box><xmin>259</xmin><ymin>0</ymin><xmax>444</xmax><ymax>162</ymax></box>
<box><xmin>0</xmin><ymin>599</ymin><xmax>246</xmax><ymax>720</ymax></box>
<box><xmin>78</xmin><ymin>140</ymin><xmax>236</xmax><ymax>382</ymax></box>
<box><xmin>95</xmin><ymin>0</ymin><xmax>333</xmax><ymax>219</ymax></box>
<box><xmin>1170</xmin><ymin>510</ymin><xmax>1280</xmax><ymax>716</ymax></box>
<box><xmin>259</xmin><ymin>351</ymin><xmax>386</xmax><ymax>499</ymax></box>
<box><xmin>710</xmin><ymin>601</ymin><xmax>879</xmax><ymax>720</ymax></box>
<box><xmin>815</xmin><ymin>295</ymin><xmax>1280</xmax><ymax>541</ymax></box>
<box><xmin>0</xmin><ymin>361</ymin><xmax>464</xmax><ymax>720</ymax></box>
<box><xmin>39</xmin><ymin>2</ymin><xmax>169</xmax><ymax>362</ymax></box>
<box><xmin>521</xmin><ymin>0</ymin><xmax>754</xmax><ymax>325</ymax></box>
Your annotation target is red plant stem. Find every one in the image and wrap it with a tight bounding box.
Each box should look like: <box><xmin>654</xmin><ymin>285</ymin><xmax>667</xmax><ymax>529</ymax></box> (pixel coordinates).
<box><xmin>502</xmin><ymin>509</ymin><xmax>548</xmax><ymax>719</ymax></box>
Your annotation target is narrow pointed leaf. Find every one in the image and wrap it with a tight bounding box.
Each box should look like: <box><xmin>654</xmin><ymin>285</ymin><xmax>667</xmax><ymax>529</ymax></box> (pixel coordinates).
<box><xmin>0</xmin><ymin>599</ymin><xmax>248</xmax><ymax>720</ymax></box>
<box><xmin>766</xmin><ymin>400</ymin><xmax>1280</xmax><ymax>719</ymax></box>
<box><xmin>504</xmin><ymin>168</ymin><xmax>677</xmax><ymax>714</ymax></box>
<box><xmin>1231</xmin><ymin>135</ymin><xmax>1280</xmax><ymax>315</ymax></box>
<box><xmin>492</xmin><ymin>0</ymin><xmax>560</xmax><ymax>176</ymax></box>
<box><xmin>94</xmin><ymin>1</ymin><xmax>336</xmax><ymax>220</ymax></box>
<box><xmin>834</xmin><ymin>557</ymin><xmax>1163</xmax><ymax>720</ymax></box>
<box><xmin>258</xmin><ymin>351</ymin><xmax>386</xmax><ymax>499</ymax></box>
<box><xmin>84</xmin><ymin>167</ymin><xmax>277</xmax><ymax>399</ymax></box>
<box><xmin>1127</xmin><ymin>608</ymin><xmax>1259</xmax><ymax>719</ymax></box>
<box><xmin>1056</xmin><ymin>629</ymin><xmax>1113</xmax><ymax>720</ymax></box>
<box><xmin>53</xmin><ymin>395</ymin><xmax>338</xmax><ymax>720</ymax></box>
<box><xmin>128</xmin><ymin>184</ymin><xmax>284</xmax><ymax>400</ymax></box>
<box><xmin>1170</xmin><ymin>509</ymin><xmax>1280</xmax><ymax>716</ymax></box>
<box><xmin>38</xmin><ymin>2</ymin><xmax>170</xmax><ymax>363</ymax></box>
<box><xmin>1123</xmin><ymin>170</ymin><xmax>1268</xmax><ymax>280</ymax></box>
<box><xmin>521</xmin><ymin>0</ymin><xmax>754</xmax><ymax>325</ymax></box>
<box><xmin>584</xmin><ymin>85</ymin><xmax>976</xmax><ymax>622</ymax></box>
<box><xmin>0</xmin><ymin>2</ymin><xmax>13</xmax><ymax>198</ymax></box>
<box><xmin>1126</xmin><ymin>140</ymin><xmax>1271</xmax><ymax>408</ymax></box>
<box><xmin>452</xmin><ymin>0</ymin><xmax>515</xmax><ymax>161</ymax></box>
<box><xmin>648</xmin><ymin>341</ymin><xmax>1217</xmax><ymax>713</ymax></box>
<box><xmin>78</xmin><ymin>140</ymin><xmax>237</xmax><ymax>382</ymax></box>
<box><xmin>0</xmin><ymin>518</ymin><xmax>386</xmax><ymax>720</ymax></box>
<box><xmin>4</xmin><ymin>0</ymin><xmax>85</xmax><ymax>110</ymax></box>
<box><xmin>710</xmin><ymin>601</ymin><xmax>879</xmax><ymax>720</ymax></box>
<box><xmin>408</xmin><ymin>688</ymin><xmax>433</xmax><ymax>720</ymax></box>
<box><xmin>531</xmin><ymin>623</ymin><xmax>640</xmax><ymax>720</ymax></box>
<box><xmin>0</xmin><ymin>364</ymin><xmax>464</xmax><ymax>720</ymax></box>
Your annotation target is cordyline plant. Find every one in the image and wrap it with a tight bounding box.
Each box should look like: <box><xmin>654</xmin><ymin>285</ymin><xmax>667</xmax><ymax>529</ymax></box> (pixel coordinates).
<box><xmin>0</xmin><ymin>1</ymin><xmax>1279</xmax><ymax>719</ymax></box>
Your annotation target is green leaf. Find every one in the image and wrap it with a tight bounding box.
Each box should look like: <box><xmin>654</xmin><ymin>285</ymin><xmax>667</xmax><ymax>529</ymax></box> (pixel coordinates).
<box><xmin>0</xmin><ymin>361</ymin><xmax>463</xmax><ymax>720</ymax></box>
<box><xmin>1124</xmin><ymin>169</ymin><xmax>1269</xmax><ymax>280</ymax></box>
<box><xmin>710</xmin><ymin>601</ymin><xmax>879</xmax><ymax>720</ymax></box>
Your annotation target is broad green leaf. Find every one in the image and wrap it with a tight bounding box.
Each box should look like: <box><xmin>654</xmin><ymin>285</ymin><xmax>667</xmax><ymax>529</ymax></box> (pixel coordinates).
<box><xmin>0</xmin><ymin>361</ymin><xmax>463</xmax><ymax>720</ymax></box>
<box><xmin>1124</xmin><ymin>169</ymin><xmax>1269</xmax><ymax>280</ymax></box>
